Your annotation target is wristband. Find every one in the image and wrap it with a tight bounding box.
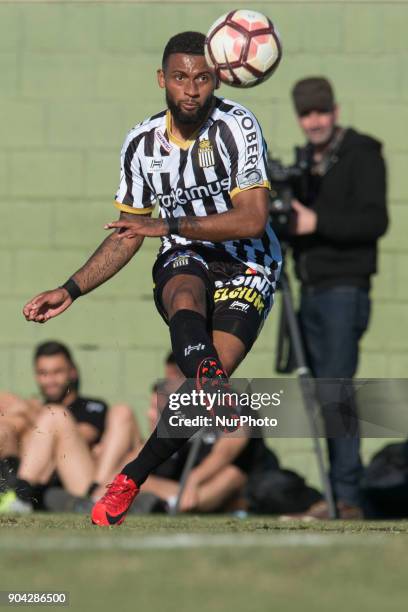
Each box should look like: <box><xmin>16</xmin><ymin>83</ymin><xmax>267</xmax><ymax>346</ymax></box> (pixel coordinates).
<box><xmin>167</xmin><ymin>216</ymin><xmax>181</xmax><ymax>235</ymax></box>
<box><xmin>61</xmin><ymin>278</ymin><xmax>82</xmax><ymax>301</ymax></box>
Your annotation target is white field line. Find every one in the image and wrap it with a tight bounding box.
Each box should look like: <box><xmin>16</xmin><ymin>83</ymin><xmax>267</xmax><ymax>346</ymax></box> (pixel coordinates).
<box><xmin>0</xmin><ymin>532</ymin><xmax>393</xmax><ymax>551</ymax></box>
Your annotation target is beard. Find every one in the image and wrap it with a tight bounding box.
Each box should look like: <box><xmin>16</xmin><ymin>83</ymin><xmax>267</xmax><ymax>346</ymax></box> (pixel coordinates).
<box><xmin>166</xmin><ymin>91</ymin><xmax>214</xmax><ymax>125</ymax></box>
<box><xmin>41</xmin><ymin>382</ymin><xmax>72</xmax><ymax>404</ymax></box>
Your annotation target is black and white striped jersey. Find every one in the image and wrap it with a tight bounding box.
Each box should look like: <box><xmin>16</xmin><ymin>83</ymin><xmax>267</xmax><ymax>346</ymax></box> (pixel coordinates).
<box><xmin>114</xmin><ymin>97</ymin><xmax>281</xmax><ymax>275</ymax></box>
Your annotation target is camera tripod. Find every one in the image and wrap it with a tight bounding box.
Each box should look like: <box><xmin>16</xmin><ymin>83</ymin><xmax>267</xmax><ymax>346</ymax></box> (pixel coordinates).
<box><xmin>275</xmin><ymin>260</ymin><xmax>337</xmax><ymax>519</ymax></box>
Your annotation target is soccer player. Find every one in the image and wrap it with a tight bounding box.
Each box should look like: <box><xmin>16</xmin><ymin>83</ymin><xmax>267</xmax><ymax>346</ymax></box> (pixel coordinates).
<box><xmin>23</xmin><ymin>31</ymin><xmax>281</xmax><ymax>526</ymax></box>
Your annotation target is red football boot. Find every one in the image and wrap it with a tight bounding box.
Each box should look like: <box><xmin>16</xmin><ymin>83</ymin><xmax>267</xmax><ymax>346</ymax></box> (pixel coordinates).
<box><xmin>91</xmin><ymin>474</ymin><xmax>139</xmax><ymax>526</ymax></box>
<box><xmin>196</xmin><ymin>357</ymin><xmax>240</xmax><ymax>433</ymax></box>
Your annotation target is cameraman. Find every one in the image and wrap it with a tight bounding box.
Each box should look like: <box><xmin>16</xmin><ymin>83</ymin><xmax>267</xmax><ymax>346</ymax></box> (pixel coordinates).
<box><xmin>288</xmin><ymin>77</ymin><xmax>388</xmax><ymax>518</ymax></box>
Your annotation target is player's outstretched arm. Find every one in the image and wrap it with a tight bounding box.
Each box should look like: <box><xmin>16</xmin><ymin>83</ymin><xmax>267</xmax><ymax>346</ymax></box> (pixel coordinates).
<box><xmin>106</xmin><ymin>187</ymin><xmax>269</xmax><ymax>243</ymax></box>
<box><xmin>23</xmin><ymin>212</ymin><xmax>145</xmax><ymax>324</ymax></box>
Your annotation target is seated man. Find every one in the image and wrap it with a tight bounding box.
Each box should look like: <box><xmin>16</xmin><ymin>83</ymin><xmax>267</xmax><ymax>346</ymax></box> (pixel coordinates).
<box><xmin>35</xmin><ymin>352</ymin><xmax>185</xmax><ymax>513</ymax></box>
<box><xmin>0</xmin><ymin>341</ymin><xmax>142</xmax><ymax>512</ymax></box>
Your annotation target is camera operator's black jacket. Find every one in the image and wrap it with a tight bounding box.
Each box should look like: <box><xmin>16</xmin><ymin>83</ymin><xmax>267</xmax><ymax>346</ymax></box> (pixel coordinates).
<box><xmin>291</xmin><ymin>128</ymin><xmax>388</xmax><ymax>289</ymax></box>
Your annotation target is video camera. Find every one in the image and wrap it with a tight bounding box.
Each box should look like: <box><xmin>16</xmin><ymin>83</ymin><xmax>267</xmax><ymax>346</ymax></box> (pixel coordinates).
<box><xmin>267</xmin><ymin>151</ymin><xmax>309</xmax><ymax>241</ymax></box>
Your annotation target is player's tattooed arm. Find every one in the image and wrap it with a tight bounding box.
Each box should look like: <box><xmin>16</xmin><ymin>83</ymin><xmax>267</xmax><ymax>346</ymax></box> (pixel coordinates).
<box><xmin>23</xmin><ymin>212</ymin><xmax>145</xmax><ymax>323</ymax></box>
<box><xmin>71</xmin><ymin>216</ymin><xmax>144</xmax><ymax>294</ymax></box>
<box><xmin>106</xmin><ymin>188</ymin><xmax>269</xmax><ymax>242</ymax></box>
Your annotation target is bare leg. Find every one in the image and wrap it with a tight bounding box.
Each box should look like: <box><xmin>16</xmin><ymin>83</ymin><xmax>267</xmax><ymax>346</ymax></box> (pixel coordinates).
<box><xmin>0</xmin><ymin>393</ymin><xmax>44</xmax><ymax>431</ymax></box>
<box><xmin>93</xmin><ymin>404</ymin><xmax>143</xmax><ymax>488</ymax></box>
<box><xmin>18</xmin><ymin>405</ymin><xmax>95</xmax><ymax>496</ymax></box>
<box><xmin>162</xmin><ymin>274</ymin><xmax>207</xmax><ymax>319</ymax></box>
<box><xmin>183</xmin><ymin>465</ymin><xmax>247</xmax><ymax>513</ymax></box>
<box><xmin>0</xmin><ymin>420</ymin><xmax>20</xmax><ymax>458</ymax></box>
<box><xmin>141</xmin><ymin>475</ymin><xmax>180</xmax><ymax>500</ymax></box>
<box><xmin>0</xmin><ymin>393</ymin><xmax>30</xmax><ymax>422</ymax></box>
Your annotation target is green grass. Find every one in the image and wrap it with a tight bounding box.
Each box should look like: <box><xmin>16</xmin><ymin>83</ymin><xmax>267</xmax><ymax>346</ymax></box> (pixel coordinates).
<box><xmin>1</xmin><ymin>515</ymin><xmax>408</xmax><ymax>612</ymax></box>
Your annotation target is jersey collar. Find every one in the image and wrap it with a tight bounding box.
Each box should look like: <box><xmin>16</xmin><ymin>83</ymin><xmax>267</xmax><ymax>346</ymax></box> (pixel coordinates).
<box><xmin>165</xmin><ymin>111</ymin><xmax>198</xmax><ymax>150</ymax></box>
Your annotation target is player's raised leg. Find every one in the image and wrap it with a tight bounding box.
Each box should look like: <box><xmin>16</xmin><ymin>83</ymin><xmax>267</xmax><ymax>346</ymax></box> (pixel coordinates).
<box><xmin>91</xmin><ymin>276</ymin><xmax>244</xmax><ymax>526</ymax></box>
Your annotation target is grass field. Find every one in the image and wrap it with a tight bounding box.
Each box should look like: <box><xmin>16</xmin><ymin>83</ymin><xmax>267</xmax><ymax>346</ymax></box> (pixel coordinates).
<box><xmin>1</xmin><ymin>515</ymin><xmax>407</xmax><ymax>612</ymax></box>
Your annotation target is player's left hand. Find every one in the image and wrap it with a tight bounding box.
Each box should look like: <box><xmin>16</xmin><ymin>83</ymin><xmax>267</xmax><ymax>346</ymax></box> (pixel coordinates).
<box><xmin>104</xmin><ymin>217</ymin><xmax>167</xmax><ymax>238</ymax></box>
<box><xmin>290</xmin><ymin>200</ymin><xmax>318</xmax><ymax>235</ymax></box>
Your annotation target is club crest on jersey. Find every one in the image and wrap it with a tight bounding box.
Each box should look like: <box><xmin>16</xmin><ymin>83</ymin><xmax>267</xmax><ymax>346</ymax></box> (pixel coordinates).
<box><xmin>198</xmin><ymin>139</ymin><xmax>215</xmax><ymax>168</ymax></box>
<box><xmin>172</xmin><ymin>256</ymin><xmax>189</xmax><ymax>268</ymax></box>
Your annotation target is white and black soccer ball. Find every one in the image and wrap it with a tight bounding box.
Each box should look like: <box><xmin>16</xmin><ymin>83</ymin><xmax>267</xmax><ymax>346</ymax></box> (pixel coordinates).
<box><xmin>205</xmin><ymin>9</ymin><xmax>282</xmax><ymax>88</ymax></box>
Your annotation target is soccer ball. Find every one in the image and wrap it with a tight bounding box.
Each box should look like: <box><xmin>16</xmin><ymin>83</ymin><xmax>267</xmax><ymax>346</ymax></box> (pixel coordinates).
<box><xmin>205</xmin><ymin>9</ymin><xmax>282</xmax><ymax>88</ymax></box>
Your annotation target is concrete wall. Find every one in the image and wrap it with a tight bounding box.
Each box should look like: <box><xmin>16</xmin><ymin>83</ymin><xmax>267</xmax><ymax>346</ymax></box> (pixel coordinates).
<box><xmin>1</xmin><ymin>1</ymin><xmax>407</xmax><ymax>483</ymax></box>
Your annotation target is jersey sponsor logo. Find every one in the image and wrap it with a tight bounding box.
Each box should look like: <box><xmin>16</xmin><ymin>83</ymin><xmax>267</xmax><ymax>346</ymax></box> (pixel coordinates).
<box><xmin>215</xmin><ymin>273</ymin><xmax>271</xmax><ymax>298</ymax></box>
<box><xmin>184</xmin><ymin>343</ymin><xmax>206</xmax><ymax>356</ymax></box>
<box><xmin>198</xmin><ymin>139</ymin><xmax>215</xmax><ymax>168</ymax></box>
<box><xmin>232</xmin><ymin>108</ymin><xmax>260</xmax><ymax>171</ymax></box>
<box><xmin>155</xmin><ymin>129</ymin><xmax>173</xmax><ymax>152</ymax></box>
<box><xmin>236</xmin><ymin>168</ymin><xmax>263</xmax><ymax>190</ymax></box>
<box><xmin>86</xmin><ymin>401</ymin><xmax>104</xmax><ymax>413</ymax></box>
<box><xmin>229</xmin><ymin>301</ymin><xmax>250</xmax><ymax>312</ymax></box>
<box><xmin>158</xmin><ymin>177</ymin><xmax>230</xmax><ymax>209</ymax></box>
<box><xmin>150</xmin><ymin>159</ymin><xmax>163</xmax><ymax>171</ymax></box>
<box><xmin>214</xmin><ymin>286</ymin><xmax>265</xmax><ymax>313</ymax></box>
<box><xmin>145</xmin><ymin>157</ymin><xmax>170</xmax><ymax>172</ymax></box>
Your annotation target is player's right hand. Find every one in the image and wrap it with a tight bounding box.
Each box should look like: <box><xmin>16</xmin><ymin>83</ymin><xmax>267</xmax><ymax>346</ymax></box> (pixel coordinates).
<box><xmin>22</xmin><ymin>288</ymin><xmax>73</xmax><ymax>323</ymax></box>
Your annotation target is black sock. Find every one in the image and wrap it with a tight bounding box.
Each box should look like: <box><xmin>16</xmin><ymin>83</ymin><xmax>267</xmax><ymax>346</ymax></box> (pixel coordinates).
<box><xmin>122</xmin><ymin>379</ymin><xmax>202</xmax><ymax>486</ymax></box>
<box><xmin>0</xmin><ymin>458</ymin><xmax>34</xmax><ymax>503</ymax></box>
<box><xmin>0</xmin><ymin>456</ymin><xmax>20</xmax><ymax>491</ymax></box>
<box><xmin>87</xmin><ymin>482</ymin><xmax>99</xmax><ymax>497</ymax></box>
<box><xmin>122</xmin><ymin>434</ymin><xmax>188</xmax><ymax>487</ymax></box>
<box><xmin>169</xmin><ymin>309</ymin><xmax>225</xmax><ymax>378</ymax></box>
<box><xmin>14</xmin><ymin>478</ymin><xmax>34</xmax><ymax>503</ymax></box>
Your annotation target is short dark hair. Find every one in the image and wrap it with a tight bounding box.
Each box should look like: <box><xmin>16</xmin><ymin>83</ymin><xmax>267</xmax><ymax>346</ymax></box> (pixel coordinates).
<box><xmin>34</xmin><ymin>341</ymin><xmax>74</xmax><ymax>366</ymax></box>
<box><xmin>162</xmin><ymin>31</ymin><xmax>206</xmax><ymax>70</ymax></box>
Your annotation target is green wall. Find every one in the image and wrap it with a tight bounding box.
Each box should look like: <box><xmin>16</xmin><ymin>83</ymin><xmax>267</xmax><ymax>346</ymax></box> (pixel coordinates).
<box><xmin>1</xmin><ymin>1</ymin><xmax>407</xmax><ymax>483</ymax></box>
